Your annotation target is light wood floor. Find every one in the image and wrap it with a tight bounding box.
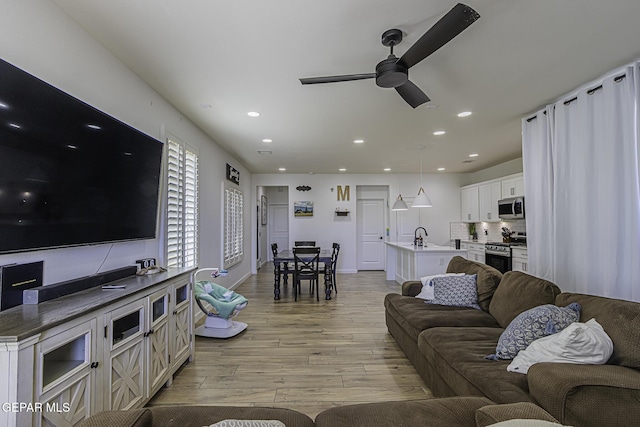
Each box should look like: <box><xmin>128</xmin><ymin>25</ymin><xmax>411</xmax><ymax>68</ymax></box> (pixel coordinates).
<box><xmin>148</xmin><ymin>265</ymin><xmax>433</xmax><ymax>418</ymax></box>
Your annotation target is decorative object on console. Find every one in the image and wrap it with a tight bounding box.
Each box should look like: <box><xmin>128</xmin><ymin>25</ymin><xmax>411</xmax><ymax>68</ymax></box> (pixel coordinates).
<box><xmin>0</xmin><ymin>261</ymin><xmax>44</xmax><ymax>310</ymax></box>
<box><xmin>136</xmin><ymin>258</ymin><xmax>157</xmax><ymax>269</ymax></box>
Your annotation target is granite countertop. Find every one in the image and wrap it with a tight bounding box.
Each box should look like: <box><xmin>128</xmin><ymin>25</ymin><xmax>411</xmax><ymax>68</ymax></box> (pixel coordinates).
<box><xmin>0</xmin><ymin>266</ymin><xmax>195</xmax><ymax>342</ymax></box>
<box><xmin>385</xmin><ymin>242</ymin><xmax>468</xmax><ymax>252</ymax></box>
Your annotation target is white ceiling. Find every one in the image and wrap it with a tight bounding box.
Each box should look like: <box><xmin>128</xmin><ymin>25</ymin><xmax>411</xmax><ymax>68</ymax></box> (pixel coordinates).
<box><xmin>50</xmin><ymin>0</ymin><xmax>640</xmax><ymax>174</ymax></box>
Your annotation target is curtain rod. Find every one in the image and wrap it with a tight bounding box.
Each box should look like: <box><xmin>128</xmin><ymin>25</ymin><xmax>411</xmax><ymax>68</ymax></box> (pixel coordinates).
<box><xmin>563</xmin><ymin>74</ymin><xmax>626</xmax><ymax>106</ymax></box>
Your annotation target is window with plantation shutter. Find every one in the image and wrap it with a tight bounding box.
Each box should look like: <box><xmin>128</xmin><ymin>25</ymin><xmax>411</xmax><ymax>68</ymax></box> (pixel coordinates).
<box><xmin>223</xmin><ymin>185</ymin><xmax>243</xmax><ymax>268</ymax></box>
<box><xmin>165</xmin><ymin>137</ymin><xmax>198</xmax><ymax>268</ymax></box>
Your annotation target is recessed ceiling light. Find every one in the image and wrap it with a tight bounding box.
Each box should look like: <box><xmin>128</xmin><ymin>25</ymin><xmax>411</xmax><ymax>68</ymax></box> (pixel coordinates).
<box><xmin>433</xmin><ymin>131</ymin><xmax>446</xmax><ymax>136</ymax></box>
<box><xmin>87</xmin><ymin>124</ymin><xmax>102</xmax><ymax>130</ymax></box>
<box><xmin>437</xmin><ymin>167</ymin><xmax>446</xmax><ymax>171</ymax></box>
<box><xmin>8</xmin><ymin>123</ymin><xmax>21</xmax><ymax>129</ymax></box>
<box><xmin>0</xmin><ymin>101</ymin><xmax>8</xmax><ymax>109</ymax></box>
<box><xmin>339</xmin><ymin>168</ymin><xmax>346</xmax><ymax>172</ymax></box>
<box><xmin>67</xmin><ymin>144</ymin><xmax>78</xmax><ymax>149</ymax></box>
<box><xmin>262</xmin><ymin>138</ymin><xmax>272</xmax><ymax>143</ymax></box>
<box><xmin>278</xmin><ymin>168</ymin><xmax>286</xmax><ymax>171</ymax></box>
<box><xmin>353</xmin><ymin>139</ymin><xmax>364</xmax><ymax>144</ymax></box>
<box><xmin>469</xmin><ymin>153</ymin><xmax>479</xmax><ymax>157</ymax></box>
<box><xmin>458</xmin><ymin>111</ymin><xmax>472</xmax><ymax>117</ymax></box>
<box><xmin>383</xmin><ymin>168</ymin><xmax>391</xmax><ymax>172</ymax></box>
<box><xmin>247</xmin><ymin>111</ymin><xmax>260</xmax><ymax>117</ymax></box>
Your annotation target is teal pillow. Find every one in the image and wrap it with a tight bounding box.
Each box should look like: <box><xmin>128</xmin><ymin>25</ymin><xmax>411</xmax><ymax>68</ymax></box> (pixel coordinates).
<box><xmin>490</xmin><ymin>303</ymin><xmax>581</xmax><ymax>360</ymax></box>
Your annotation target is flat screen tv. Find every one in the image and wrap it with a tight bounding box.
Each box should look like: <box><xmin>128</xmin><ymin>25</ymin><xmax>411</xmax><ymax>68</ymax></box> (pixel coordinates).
<box><xmin>0</xmin><ymin>58</ymin><xmax>164</xmax><ymax>254</ymax></box>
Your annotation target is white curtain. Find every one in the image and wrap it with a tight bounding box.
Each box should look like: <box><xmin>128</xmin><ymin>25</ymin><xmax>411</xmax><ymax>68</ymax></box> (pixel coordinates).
<box><xmin>523</xmin><ymin>63</ymin><xmax>640</xmax><ymax>302</ymax></box>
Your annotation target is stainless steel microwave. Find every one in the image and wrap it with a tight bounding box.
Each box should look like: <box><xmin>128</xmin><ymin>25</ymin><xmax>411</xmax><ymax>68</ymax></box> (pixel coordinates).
<box><xmin>498</xmin><ymin>197</ymin><xmax>525</xmax><ymax>220</ymax></box>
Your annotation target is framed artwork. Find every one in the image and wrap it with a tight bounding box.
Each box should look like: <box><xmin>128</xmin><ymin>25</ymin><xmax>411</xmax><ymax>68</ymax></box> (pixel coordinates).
<box><xmin>294</xmin><ymin>201</ymin><xmax>313</xmax><ymax>217</ymax></box>
<box><xmin>261</xmin><ymin>195</ymin><xmax>268</xmax><ymax>225</ymax></box>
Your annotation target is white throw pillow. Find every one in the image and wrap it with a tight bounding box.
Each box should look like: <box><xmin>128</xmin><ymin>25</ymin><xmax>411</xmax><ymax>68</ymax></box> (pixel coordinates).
<box><xmin>415</xmin><ymin>273</ymin><xmax>464</xmax><ymax>300</ymax></box>
<box><xmin>507</xmin><ymin>318</ymin><xmax>613</xmax><ymax>374</ymax></box>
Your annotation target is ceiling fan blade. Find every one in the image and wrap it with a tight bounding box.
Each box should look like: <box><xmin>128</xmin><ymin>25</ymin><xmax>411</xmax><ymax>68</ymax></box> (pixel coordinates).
<box><xmin>395</xmin><ymin>80</ymin><xmax>430</xmax><ymax>108</ymax></box>
<box><xmin>299</xmin><ymin>73</ymin><xmax>376</xmax><ymax>85</ymax></box>
<box><xmin>398</xmin><ymin>3</ymin><xmax>480</xmax><ymax>69</ymax></box>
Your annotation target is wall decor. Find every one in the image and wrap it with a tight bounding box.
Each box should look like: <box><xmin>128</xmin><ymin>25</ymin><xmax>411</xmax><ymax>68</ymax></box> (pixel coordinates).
<box><xmin>294</xmin><ymin>201</ymin><xmax>313</xmax><ymax>217</ymax></box>
<box><xmin>226</xmin><ymin>163</ymin><xmax>240</xmax><ymax>185</ymax></box>
<box><xmin>296</xmin><ymin>185</ymin><xmax>311</xmax><ymax>191</ymax></box>
<box><xmin>261</xmin><ymin>195</ymin><xmax>268</xmax><ymax>225</ymax></box>
<box><xmin>337</xmin><ymin>185</ymin><xmax>350</xmax><ymax>201</ymax></box>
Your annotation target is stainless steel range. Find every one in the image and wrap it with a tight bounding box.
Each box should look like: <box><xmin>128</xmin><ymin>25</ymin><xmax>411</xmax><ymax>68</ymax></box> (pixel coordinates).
<box><xmin>484</xmin><ymin>234</ymin><xmax>526</xmax><ymax>274</ymax></box>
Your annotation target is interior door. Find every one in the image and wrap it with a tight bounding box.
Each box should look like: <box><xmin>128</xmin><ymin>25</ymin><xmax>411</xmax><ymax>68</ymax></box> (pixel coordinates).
<box><xmin>357</xmin><ymin>199</ymin><xmax>385</xmax><ymax>270</ymax></box>
<box><xmin>268</xmin><ymin>204</ymin><xmax>289</xmax><ymax>261</ymax></box>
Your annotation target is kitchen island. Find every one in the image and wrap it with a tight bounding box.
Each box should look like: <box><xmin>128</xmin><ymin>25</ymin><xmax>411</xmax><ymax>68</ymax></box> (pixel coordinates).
<box><xmin>385</xmin><ymin>241</ymin><xmax>468</xmax><ymax>284</ymax></box>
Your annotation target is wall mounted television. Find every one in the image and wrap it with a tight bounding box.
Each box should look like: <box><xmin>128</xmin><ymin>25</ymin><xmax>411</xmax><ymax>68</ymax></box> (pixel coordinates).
<box><xmin>0</xmin><ymin>58</ymin><xmax>164</xmax><ymax>254</ymax></box>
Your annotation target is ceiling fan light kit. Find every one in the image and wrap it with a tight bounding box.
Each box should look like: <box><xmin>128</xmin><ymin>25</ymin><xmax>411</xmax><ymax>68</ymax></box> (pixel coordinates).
<box><xmin>299</xmin><ymin>3</ymin><xmax>480</xmax><ymax>108</ymax></box>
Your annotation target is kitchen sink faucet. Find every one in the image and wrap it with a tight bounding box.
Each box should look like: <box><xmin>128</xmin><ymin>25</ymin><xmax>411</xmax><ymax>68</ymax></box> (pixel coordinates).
<box><xmin>414</xmin><ymin>227</ymin><xmax>428</xmax><ymax>247</ymax></box>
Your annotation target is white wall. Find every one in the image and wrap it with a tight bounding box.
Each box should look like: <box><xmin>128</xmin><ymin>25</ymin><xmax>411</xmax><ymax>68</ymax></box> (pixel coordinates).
<box><xmin>251</xmin><ymin>173</ymin><xmax>465</xmax><ymax>273</ymax></box>
<box><xmin>0</xmin><ymin>0</ymin><xmax>252</xmax><ymax>287</ymax></box>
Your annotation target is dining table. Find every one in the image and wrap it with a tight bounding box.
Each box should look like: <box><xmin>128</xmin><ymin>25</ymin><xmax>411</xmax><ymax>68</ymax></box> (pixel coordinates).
<box><xmin>272</xmin><ymin>249</ymin><xmax>333</xmax><ymax>300</ymax></box>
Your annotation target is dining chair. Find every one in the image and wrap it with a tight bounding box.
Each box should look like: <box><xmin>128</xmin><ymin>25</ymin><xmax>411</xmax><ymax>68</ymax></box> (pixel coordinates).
<box><xmin>328</xmin><ymin>243</ymin><xmax>340</xmax><ymax>293</ymax></box>
<box><xmin>292</xmin><ymin>246</ymin><xmax>320</xmax><ymax>301</ymax></box>
<box><xmin>271</xmin><ymin>243</ymin><xmax>291</xmax><ymax>286</ymax></box>
<box><xmin>294</xmin><ymin>241</ymin><xmax>316</xmax><ymax>247</ymax></box>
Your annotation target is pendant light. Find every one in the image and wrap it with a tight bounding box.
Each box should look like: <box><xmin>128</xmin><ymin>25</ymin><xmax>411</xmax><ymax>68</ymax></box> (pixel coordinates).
<box><xmin>391</xmin><ymin>194</ymin><xmax>408</xmax><ymax>211</ymax></box>
<box><xmin>412</xmin><ymin>147</ymin><xmax>432</xmax><ymax>207</ymax></box>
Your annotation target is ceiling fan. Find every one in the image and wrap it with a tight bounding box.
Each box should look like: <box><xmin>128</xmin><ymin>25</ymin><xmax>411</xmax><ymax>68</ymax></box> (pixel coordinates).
<box><xmin>299</xmin><ymin>3</ymin><xmax>480</xmax><ymax>108</ymax></box>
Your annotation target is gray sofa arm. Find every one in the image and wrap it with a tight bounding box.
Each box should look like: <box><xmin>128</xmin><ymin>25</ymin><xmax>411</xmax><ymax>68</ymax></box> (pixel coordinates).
<box><xmin>402</xmin><ymin>280</ymin><xmax>422</xmax><ymax>296</ymax></box>
<box><xmin>475</xmin><ymin>402</ymin><xmax>559</xmax><ymax>427</ymax></box>
<box><xmin>528</xmin><ymin>363</ymin><xmax>640</xmax><ymax>427</ymax></box>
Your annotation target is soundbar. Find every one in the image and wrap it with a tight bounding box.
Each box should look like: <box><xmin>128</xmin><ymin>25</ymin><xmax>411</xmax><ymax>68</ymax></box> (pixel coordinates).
<box><xmin>23</xmin><ymin>266</ymin><xmax>137</xmax><ymax>305</ymax></box>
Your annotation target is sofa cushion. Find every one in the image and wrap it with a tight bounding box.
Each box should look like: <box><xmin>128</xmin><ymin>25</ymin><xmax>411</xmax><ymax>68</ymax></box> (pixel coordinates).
<box><xmin>555</xmin><ymin>292</ymin><xmax>640</xmax><ymax>369</ymax></box>
<box><xmin>492</xmin><ymin>303</ymin><xmax>581</xmax><ymax>360</ymax></box>
<box><xmin>384</xmin><ymin>293</ymin><xmax>500</xmax><ymax>342</ymax></box>
<box><xmin>489</xmin><ymin>272</ymin><xmax>561</xmax><ymax>329</ymax></box>
<box><xmin>315</xmin><ymin>396</ymin><xmax>494</xmax><ymax>427</ymax></box>
<box><xmin>446</xmin><ymin>256</ymin><xmax>503</xmax><ymax>311</ymax></box>
<box><xmin>475</xmin><ymin>402</ymin><xmax>560</xmax><ymax>427</ymax></box>
<box><xmin>417</xmin><ymin>327</ymin><xmax>533</xmax><ymax>404</ymax></box>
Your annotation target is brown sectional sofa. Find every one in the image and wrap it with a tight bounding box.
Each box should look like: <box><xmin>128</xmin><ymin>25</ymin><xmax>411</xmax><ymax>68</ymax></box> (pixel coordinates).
<box><xmin>78</xmin><ymin>397</ymin><xmax>561</xmax><ymax>427</ymax></box>
<box><xmin>384</xmin><ymin>256</ymin><xmax>640</xmax><ymax>427</ymax></box>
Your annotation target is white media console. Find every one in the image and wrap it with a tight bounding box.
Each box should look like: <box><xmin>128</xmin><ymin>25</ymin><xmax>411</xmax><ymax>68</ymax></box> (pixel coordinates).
<box><xmin>0</xmin><ymin>267</ymin><xmax>195</xmax><ymax>427</ymax></box>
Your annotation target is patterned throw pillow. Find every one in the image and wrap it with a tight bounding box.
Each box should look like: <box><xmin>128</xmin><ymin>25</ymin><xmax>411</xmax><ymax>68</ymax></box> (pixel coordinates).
<box><xmin>491</xmin><ymin>303</ymin><xmax>581</xmax><ymax>360</ymax></box>
<box><xmin>426</xmin><ymin>274</ymin><xmax>481</xmax><ymax>310</ymax></box>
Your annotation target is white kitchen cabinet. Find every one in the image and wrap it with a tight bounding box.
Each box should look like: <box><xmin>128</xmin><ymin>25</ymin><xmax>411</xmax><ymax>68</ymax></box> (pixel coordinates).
<box><xmin>460</xmin><ymin>186</ymin><xmax>479</xmax><ymax>222</ymax></box>
<box><xmin>460</xmin><ymin>242</ymin><xmax>485</xmax><ymax>263</ymax></box>
<box><xmin>479</xmin><ymin>181</ymin><xmax>501</xmax><ymax>222</ymax></box>
<box><xmin>512</xmin><ymin>247</ymin><xmax>529</xmax><ymax>273</ymax></box>
<box><xmin>501</xmin><ymin>174</ymin><xmax>525</xmax><ymax>198</ymax></box>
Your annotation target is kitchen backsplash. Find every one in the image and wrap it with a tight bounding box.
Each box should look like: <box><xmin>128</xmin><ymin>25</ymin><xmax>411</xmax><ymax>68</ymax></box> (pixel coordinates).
<box><xmin>450</xmin><ymin>220</ymin><xmax>526</xmax><ymax>243</ymax></box>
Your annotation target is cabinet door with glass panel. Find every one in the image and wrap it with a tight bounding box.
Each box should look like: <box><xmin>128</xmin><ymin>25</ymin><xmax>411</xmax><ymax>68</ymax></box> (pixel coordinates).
<box><xmin>35</xmin><ymin>318</ymin><xmax>99</xmax><ymax>427</ymax></box>
<box><xmin>170</xmin><ymin>280</ymin><xmax>192</xmax><ymax>374</ymax></box>
<box><xmin>103</xmin><ymin>299</ymin><xmax>147</xmax><ymax>411</ymax></box>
